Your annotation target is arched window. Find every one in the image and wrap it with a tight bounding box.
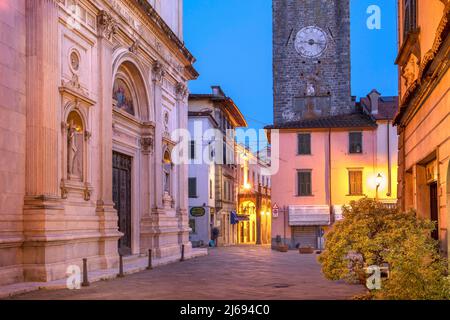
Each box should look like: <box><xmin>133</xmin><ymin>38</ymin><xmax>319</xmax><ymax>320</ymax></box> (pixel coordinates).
<box><xmin>113</xmin><ymin>78</ymin><xmax>135</xmax><ymax>116</ymax></box>
<box><xmin>67</xmin><ymin>111</ymin><xmax>84</xmax><ymax>181</ymax></box>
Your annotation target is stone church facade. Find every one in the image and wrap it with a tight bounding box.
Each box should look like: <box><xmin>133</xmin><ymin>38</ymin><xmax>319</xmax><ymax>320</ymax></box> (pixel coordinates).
<box><xmin>0</xmin><ymin>0</ymin><xmax>197</xmax><ymax>286</ymax></box>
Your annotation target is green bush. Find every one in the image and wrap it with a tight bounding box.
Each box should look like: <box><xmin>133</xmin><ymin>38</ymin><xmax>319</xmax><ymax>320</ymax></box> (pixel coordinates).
<box><xmin>318</xmin><ymin>198</ymin><xmax>449</xmax><ymax>300</ymax></box>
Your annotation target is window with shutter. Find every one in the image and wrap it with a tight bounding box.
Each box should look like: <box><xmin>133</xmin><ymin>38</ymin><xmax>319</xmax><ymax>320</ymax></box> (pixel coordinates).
<box><xmin>297</xmin><ymin>133</ymin><xmax>311</xmax><ymax>155</ymax></box>
<box><xmin>188</xmin><ymin>178</ymin><xmax>197</xmax><ymax>198</ymax></box>
<box><xmin>297</xmin><ymin>171</ymin><xmax>312</xmax><ymax>196</ymax></box>
<box><xmin>404</xmin><ymin>0</ymin><xmax>417</xmax><ymax>39</ymax></box>
<box><xmin>348</xmin><ymin>171</ymin><xmax>363</xmax><ymax>195</ymax></box>
<box><xmin>349</xmin><ymin>132</ymin><xmax>363</xmax><ymax>154</ymax></box>
<box><xmin>189</xmin><ymin>141</ymin><xmax>195</xmax><ymax>160</ymax></box>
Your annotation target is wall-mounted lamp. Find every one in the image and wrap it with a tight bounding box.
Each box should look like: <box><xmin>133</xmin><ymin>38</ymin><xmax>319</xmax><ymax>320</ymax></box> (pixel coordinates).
<box><xmin>375</xmin><ymin>173</ymin><xmax>383</xmax><ymax>201</ymax></box>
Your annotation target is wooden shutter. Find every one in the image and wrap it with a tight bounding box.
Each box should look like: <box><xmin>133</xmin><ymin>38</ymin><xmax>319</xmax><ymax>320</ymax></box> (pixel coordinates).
<box><xmin>349</xmin><ymin>171</ymin><xmax>363</xmax><ymax>195</ymax></box>
<box><xmin>298</xmin><ymin>133</ymin><xmax>311</xmax><ymax>155</ymax></box>
<box><xmin>298</xmin><ymin>171</ymin><xmax>312</xmax><ymax>196</ymax></box>
<box><xmin>188</xmin><ymin>178</ymin><xmax>197</xmax><ymax>198</ymax></box>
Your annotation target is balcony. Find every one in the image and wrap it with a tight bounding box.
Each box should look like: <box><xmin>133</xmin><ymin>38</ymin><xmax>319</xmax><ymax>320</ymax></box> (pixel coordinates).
<box><xmin>288</xmin><ymin>205</ymin><xmax>331</xmax><ymax>226</ymax></box>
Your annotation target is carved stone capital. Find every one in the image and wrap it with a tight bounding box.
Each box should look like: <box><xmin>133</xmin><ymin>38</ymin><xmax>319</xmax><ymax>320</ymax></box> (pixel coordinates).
<box><xmin>140</xmin><ymin>135</ymin><xmax>154</xmax><ymax>155</ymax></box>
<box><xmin>129</xmin><ymin>39</ymin><xmax>140</xmax><ymax>54</ymax></box>
<box><xmin>175</xmin><ymin>82</ymin><xmax>189</xmax><ymax>101</ymax></box>
<box><xmin>97</xmin><ymin>10</ymin><xmax>117</xmax><ymax>42</ymax></box>
<box><xmin>152</xmin><ymin>61</ymin><xmax>166</xmax><ymax>84</ymax></box>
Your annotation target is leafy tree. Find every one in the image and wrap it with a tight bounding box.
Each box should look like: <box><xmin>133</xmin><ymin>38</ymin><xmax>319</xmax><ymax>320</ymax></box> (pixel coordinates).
<box><xmin>318</xmin><ymin>198</ymin><xmax>449</xmax><ymax>300</ymax></box>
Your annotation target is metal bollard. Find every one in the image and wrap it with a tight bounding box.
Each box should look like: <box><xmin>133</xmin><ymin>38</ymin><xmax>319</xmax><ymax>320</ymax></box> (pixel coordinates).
<box><xmin>117</xmin><ymin>254</ymin><xmax>124</xmax><ymax>278</ymax></box>
<box><xmin>180</xmin><ymin>244</ymin><xmax>185</xmax><ymax>262</ymax></box>
<box><xmin>82</xmin><ymin>258</ymin><xmax>90</xmax><ymax>287</ymax></box>
<box><xmin>147</xmin><ymin>249</ymin><xmax>153</xmax><ymax>270</ymax></box>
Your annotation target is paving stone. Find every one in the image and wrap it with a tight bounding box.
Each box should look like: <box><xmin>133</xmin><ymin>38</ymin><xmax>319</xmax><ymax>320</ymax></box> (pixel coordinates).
<box><xmin>8</xmin><ymin>246</ymin><xmax>366</xmax><ymax>300</ymax></box>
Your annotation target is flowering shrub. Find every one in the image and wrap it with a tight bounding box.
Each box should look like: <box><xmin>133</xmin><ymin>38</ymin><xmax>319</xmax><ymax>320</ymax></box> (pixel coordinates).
<box><xmin>318</xmin><ymin>198</ymin><xmax>450</xmax><ymax>300</ymax></box>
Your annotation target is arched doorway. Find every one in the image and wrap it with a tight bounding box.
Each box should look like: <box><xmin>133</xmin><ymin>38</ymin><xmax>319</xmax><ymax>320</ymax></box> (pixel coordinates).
<box><xmin>237</xmin><ymin>200</ymin><xmax>257</xmax><ymax>244</ymax></box>
<box><xmin>111</xmin><ymin>59</ymin><xmax>150</xmax><ymax>256</ymax></box>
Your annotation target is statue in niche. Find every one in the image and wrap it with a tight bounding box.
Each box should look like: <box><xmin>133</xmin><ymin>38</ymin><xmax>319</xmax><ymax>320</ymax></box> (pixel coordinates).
<box><xmin>305</xmin><ymin>64</ymin><xmax>321</xmax><ymax>96</ymax></box>
<box><xmin>67</xmin><ymin>112</ymin><xmax>84</xmax><ymax>180</ymax></box>
<box><xmin>163</xmin><ymin>150</ymin><xmax>172</xmax><ymax>194</ymax></box>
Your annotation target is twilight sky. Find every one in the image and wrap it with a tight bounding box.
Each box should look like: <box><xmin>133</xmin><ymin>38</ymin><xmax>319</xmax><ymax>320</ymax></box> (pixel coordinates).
<box><xmin>184</xmin><ymin>0</ymin><xmax>398</xmax><ymax>130</ymax></box>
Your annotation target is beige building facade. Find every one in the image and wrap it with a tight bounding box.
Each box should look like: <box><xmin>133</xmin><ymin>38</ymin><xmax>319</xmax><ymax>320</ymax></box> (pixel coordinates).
<box><xmin>0</xmin><ymin>0</ymin><xmax>197</xmax><ymax>286</ymax></box>
<box><xmin>235</xmin><ymin>144</ymin><xmax>272</xmax><ymax>245</ymax></box>
<box><xmin>395</xmin><ymin>0</ymin><xmax>449</xmax><ymax>256</ymax></box>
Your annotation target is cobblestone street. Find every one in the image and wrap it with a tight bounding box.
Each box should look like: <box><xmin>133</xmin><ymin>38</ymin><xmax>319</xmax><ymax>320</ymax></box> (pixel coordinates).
<box><xmin>11</xmin><ymin>246</ymin><xmax>365</xmax><ymax>300</ymax></box>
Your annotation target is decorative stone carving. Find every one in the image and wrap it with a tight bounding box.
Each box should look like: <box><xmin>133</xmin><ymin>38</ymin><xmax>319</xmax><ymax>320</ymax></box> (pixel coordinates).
<box><xmin>60</xmin><ymin>180</ymin><xmax>68</xmax><ymax>199</ymax></box>
<box><xmin>305</xmin><ymin>64</ymin><xmax>321</xmax><ymax>96</ymax></box>
<box><xmin>140</xmin><ymin>136</ymin><xmax>154</xmax><ymax>154</ymax></box>
<box><xmin>129</xmin><ymin>39</ymin><xmax>140</xmax><ymax>53</ymax></box>
<box><xmin>83</xmin><ymin>185</ymin><xmax>91</xmax><ymax>201</ymax></box>
<box><xmin>97</xmin><ymin>10</ymin><xmax>117</xmax><ymax>42</ymax></box>
<box><xmin>84</xmin><ymin>130</ymin><xmax>91</xmax><ymax>141</ymax></box>
<box><xmin>402</xmin><ymin>54</ymin><xmax>420</xmax><ymax>88</ymax></box>
<box><xmin>152</xmin><ymin>61</ymin><xmax>166</xmax><ymax>83</ymax></box>
<box><xmin>66</xmin><ymin>112</ymin><xmax>84</xmax><ymax>181</ymax></box>
<box><xmin>61</xmin><ymin>73</ymin><xmax>88</xmax><ymax>97</ymax></box>
<box><xmin>176</xmin><ymin>82</ymin><xmax>189</xmax><ymax>100</ymax></box>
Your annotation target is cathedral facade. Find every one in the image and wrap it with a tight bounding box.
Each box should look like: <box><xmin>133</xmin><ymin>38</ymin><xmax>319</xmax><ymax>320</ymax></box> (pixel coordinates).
<box><xmin>0</xmin><ymin>0</ymin><xmax>197</xmax><ymax>286</ymax></box>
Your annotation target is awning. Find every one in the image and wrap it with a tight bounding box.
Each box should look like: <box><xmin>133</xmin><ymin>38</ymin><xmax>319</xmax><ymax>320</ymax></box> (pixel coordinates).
<box><xmin>236</xmin><ymin>215</ymin><xmax>250</xmax><ymax>222</ymax></box>
<box><xmin>289</xmin><ymin>205</ymin><xmax>331</xmax><ymax>226</ymax></box>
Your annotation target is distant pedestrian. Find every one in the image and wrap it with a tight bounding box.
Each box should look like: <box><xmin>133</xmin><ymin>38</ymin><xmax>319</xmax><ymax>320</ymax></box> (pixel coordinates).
<box><xmin>211</xmin><ymin>227</ymin><xmax>220</xmax><ymax>247</ymax></box>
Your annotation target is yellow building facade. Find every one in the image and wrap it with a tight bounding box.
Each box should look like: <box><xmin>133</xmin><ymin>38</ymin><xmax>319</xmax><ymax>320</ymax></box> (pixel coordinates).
<box><xmin>395</xmin><ymin>0</ymin><xmax>450</xmax><ymax>256</ymax></box>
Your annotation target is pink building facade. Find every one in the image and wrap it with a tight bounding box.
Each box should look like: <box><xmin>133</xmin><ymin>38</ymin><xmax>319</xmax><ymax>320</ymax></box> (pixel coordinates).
<box><xmin>268</xmin><ymin>93</ymin><xmax>398</xmax><ymax>249</ymax></box>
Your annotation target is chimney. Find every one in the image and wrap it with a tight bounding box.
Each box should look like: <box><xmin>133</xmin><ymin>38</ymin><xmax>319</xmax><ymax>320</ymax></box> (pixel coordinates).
<box><xmin>211</xmin><ymin>85</ymin><xmax>225</xmax><ymax>97</ymax></box>
<box><xmin>367</xmin><ymin>89</ymin><xmax>381</xmax><ymax>115</ymax></box>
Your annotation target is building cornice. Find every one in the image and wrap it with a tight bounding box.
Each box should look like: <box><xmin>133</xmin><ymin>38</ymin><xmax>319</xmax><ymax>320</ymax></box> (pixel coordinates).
<box><xmin>394</xmin><ymin>5</ymin><xmax>450</xmax><ymax>126</ymax></box>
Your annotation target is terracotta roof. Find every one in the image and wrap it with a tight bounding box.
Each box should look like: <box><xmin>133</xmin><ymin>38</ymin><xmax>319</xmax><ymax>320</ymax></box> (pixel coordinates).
<box><xmin>189</xmin><ymin>93</ymin><xmax>248</xmax><ymax>128</ymax></box>
<box><xmin>360</xmin><ymin>96</ymin><xmax>399</xmax><ymax>120</ymax></box>
<box><xmin>265</xmin><ymin>112</ymin><xmax>377</xmax><ymax>130</ymax></box>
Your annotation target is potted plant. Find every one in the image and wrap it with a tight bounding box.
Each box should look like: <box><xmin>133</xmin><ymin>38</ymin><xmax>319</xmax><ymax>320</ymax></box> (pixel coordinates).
<box><xmin>275</xmin><ymin>235</ymin><xmax>289</xmax><ymax>252</ymax></box>
<box><xmin>277</xmin><ymin>244</ymin><xmax>289</xmax><ymax>252</ymax></box>
<box><xmin>299</xmin><ymin>246</ymin><xmax>315</xmax><ymax>254</ymax></box>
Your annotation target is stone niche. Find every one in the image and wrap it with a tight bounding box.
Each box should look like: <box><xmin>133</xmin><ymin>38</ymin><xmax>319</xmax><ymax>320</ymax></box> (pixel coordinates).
<box><xmin>291</xmin><ymin>96</ymin><xmax>331</xmax><ymax>121</ymax></box>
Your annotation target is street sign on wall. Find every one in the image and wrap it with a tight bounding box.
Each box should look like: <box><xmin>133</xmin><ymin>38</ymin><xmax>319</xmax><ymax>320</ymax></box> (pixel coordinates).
<box><xmin>190</xmin><ymin>207</ymin><xmax>206</xmax><ymax>217</ymax></box>
<box><xmin>272</xmin><ymin>203</ymin><xmax>279</xmax><ymax>218</ymax></box>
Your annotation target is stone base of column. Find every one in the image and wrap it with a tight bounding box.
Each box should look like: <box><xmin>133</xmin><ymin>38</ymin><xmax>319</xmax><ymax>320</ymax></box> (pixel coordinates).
<box><xmin>15</xmin><ymin>196</ymin><xmax>122</xmax><ymax>283</ymax></box>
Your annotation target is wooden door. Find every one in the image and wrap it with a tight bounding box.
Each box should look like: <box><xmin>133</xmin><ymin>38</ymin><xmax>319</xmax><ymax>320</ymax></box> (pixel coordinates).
<box><xmin>113</xmin><ymin>152</ymin><xmax>132</xmax><ymax>256</ymax></box>
<box><xmin>430</xmin><ymin>182</ymin><xmax>439</xmax><ymax>241</ymax></box>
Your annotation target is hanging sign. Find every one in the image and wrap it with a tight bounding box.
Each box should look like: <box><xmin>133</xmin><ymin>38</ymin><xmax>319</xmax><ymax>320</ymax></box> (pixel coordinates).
<box><xmin>190</xmin><ymin>207</ymin><xmax>206</xmax><ymax>217</ymax></box>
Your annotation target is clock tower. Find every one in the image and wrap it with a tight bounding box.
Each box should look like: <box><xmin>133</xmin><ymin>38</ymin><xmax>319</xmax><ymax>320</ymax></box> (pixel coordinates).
<box><xmin>273</xmin><ymin>0</ymin><xmax>353</xmax><ymax>125</ymax></box>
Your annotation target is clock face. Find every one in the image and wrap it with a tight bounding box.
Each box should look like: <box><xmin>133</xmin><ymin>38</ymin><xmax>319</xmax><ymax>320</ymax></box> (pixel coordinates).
<box><xmin>295</xmin><ymin>26</ymin><xmax>328</xmax><ymax>58</ymax></box>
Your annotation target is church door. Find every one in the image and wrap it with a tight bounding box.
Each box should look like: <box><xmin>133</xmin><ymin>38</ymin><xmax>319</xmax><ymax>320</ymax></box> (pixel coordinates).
<box><xmin>113</xmin><ymin>152</ymin><xmax>132</xmax><ymax>256</ymax></box>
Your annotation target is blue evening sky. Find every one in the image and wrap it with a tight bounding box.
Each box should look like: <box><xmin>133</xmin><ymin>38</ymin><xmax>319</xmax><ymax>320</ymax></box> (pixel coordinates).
<box><xmin>184</xmin><ymin>0</ymin><xmax>398</xmax><ymax>130</ymax></box>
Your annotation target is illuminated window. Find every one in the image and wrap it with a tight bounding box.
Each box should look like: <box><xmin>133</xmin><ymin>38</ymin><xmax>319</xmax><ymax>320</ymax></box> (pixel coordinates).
<box><xmin>349</xmin><ymin>132</ymin><xmax>363</xmax><ymax>154</ymax></box>
<box><xmin>348</xmin><ymin>170</ymin><xmax>363</xmax><ymax>195</ymax></box>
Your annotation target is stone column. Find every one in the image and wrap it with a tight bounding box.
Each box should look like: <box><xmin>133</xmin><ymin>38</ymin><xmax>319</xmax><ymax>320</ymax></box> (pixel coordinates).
<box><xmin>152</xmin><ymin>61</ymin><xmax>165</xmax><ymax>211</ymax></box>
<box><xmin>175</xmin><ymin>82</ymin><xmax>190</xmax><ymax>246</ymax></box>
<box><xmin>24</xmin><ymin>0</ymin><xmax>59</xmax><ymax>198</ymax></box>
<box><xmin>256</xmin><ymin>187</ymin><xmax>262</xmax><ymax>245</ymax></box>
<box><xmin>22</xmin><ymin>0</ymin><xmax>63</xmax><ymax>282</ymax></box>
<box><xmin>95</xmin><ymin>10</ymin><xmax>121</xmax><ymax>268</ymax></box>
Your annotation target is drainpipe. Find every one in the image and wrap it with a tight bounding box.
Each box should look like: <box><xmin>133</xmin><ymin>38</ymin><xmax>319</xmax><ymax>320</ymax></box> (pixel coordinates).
<box><xmin>387</xmin><ymin>121</ymin><xmax>392</xmax><ymax>197</ymax></box>
<box><xmin>328</xmin><ymin>128</ymin><xmax>333</xmax><ymax>221</ymax></box>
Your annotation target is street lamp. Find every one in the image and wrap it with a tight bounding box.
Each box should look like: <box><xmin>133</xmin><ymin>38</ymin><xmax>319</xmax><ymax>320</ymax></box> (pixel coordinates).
<box><xmin>375</xmin><ymin>173</ymin><xmax>383</xmax><ymax>201</ymax></box>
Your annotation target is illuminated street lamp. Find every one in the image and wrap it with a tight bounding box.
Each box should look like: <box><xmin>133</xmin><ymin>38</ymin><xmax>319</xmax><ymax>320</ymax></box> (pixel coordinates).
<box><xmin>375</xmin><ymin>173</ymin><xmax>383</xmax><ymax>201</ymax></box>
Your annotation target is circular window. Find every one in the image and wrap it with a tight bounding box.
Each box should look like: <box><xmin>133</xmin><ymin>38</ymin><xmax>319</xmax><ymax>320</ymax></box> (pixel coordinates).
<box><xmin>69</xmin><ymin>50</ymin><xmax>80</xmax><ymax>72</ymax></box>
